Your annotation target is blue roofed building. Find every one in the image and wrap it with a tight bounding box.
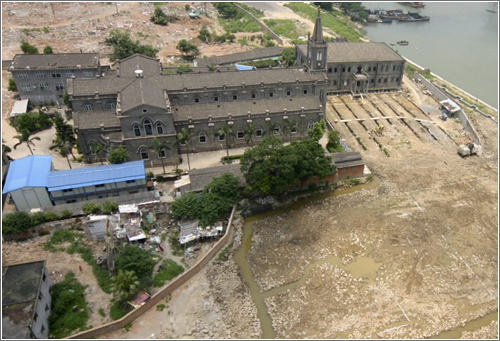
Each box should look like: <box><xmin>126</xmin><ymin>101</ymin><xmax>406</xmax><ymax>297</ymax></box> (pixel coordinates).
<box><xmin>1</xmin><ymin>155</ymin><xmax>54</xmax><ymax>211</ymax></box>
<box><xmin>47</xmin><ymin>160</ymin><xmax>147</xmax><ymax>205</ymax></box>
<box><xmin>2</xmin><ymin>155</ymin><xmax>148</xmax><ymax>210</ymax></box>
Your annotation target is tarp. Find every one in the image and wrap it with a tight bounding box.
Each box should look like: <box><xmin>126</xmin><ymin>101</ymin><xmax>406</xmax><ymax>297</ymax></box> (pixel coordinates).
<box><xmin>119</xmin><ymin>204</ymin><xmax>139</xmax><ymax>214</ymax></box>
<box><xmin>128</xmin><ymin>290</ymin><xmax>151</xmax><ymax>308</ymax></box>
<box><xmin>10</xmin><ymin>100</ymin><xmax>29</xmax><ymax>118</ymax></box>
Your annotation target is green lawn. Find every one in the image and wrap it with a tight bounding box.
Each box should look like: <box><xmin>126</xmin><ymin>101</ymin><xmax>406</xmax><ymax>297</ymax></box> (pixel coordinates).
<box><xmin>263</xmin><ymin>19</ymin><xmax>307</xmax><ymax>40</ymax></box>
<box><xmin>284</xmin><ymin>3</ymin><xmax>364</xmax><ymax>42</ymax></box>
<box><xmin>152</xmin><ymin>259</ymin><xmax>185</xmax><ymax>287</ymax></box>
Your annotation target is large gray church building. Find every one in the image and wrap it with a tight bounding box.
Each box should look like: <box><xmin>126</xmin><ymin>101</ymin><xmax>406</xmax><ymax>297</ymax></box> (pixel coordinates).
<box><xmin>54</xmin><ymin>11</ymin><xmax>404</xmax><ymax>168</ymax></box>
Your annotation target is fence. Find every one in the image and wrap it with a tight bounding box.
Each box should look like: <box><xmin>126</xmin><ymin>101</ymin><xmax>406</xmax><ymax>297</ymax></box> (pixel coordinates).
<box><xmin>415</xmin><ymin>73</ymin><xmax>481</xmax><ymax>145</ymax></box>
<box><xmin>233</xmin><ymin>3</ymin><xmax>284</xmax><ymax>45</ymax></box>
<box><xmin>69</xmin><ymin>204</ymin><xmax>238</xmax><ymax>339</ymax></box>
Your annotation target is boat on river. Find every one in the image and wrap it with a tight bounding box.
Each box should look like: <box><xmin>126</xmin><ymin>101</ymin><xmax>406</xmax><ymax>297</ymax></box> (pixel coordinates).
<box><xmin>397</xmin><ymin>40</ymin><xmax>409</xmax><ymax>46</ymax></box>
<box><xmin>398</xmin><ymin>12</ymin><xmax>430</xmax><ymax>21</ymax></box>
<box><xmin>398</xmin><ymin>2</ymin><xmax>426</xmax><ymax>8</ymax></box>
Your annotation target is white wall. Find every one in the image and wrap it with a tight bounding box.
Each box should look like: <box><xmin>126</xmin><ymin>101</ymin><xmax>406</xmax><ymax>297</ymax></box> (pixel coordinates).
<box><xmin>11</xmin><ymin>187</ymin><xmax>53</xmax><ymax>211</ymax></box>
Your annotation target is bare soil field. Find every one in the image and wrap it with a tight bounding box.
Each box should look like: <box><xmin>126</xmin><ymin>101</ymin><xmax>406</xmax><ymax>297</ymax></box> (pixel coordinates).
<box><xmin>245</xmin><ymin>92</ymin><xmax>498</xmax><ymax>338</ymax></box>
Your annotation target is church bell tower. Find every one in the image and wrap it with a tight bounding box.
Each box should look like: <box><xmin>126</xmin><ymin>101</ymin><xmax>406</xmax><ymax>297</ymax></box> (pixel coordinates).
<box><xmin>307</xmin><ymin>8</ymin><xmax>327</xmax><ymax>71</ymax></box>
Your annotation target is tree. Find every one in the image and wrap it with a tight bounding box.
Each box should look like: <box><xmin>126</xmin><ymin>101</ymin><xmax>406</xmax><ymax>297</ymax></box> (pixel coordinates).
<box><xmin>101</xmin><ymin>201</ymin><xmax>119</xmax><ymax>214</ymax></box>
<box><xmin>63</xmin><ymin>91</ymin><xmax>72</xmax><ymax>109</ymax></box>
<box><xmin>52</xmin><ymin>114</ymin><xmax>76</xmax><ymax>160</ymax></box>
<box><xmin>43</xmin><ymin>45</ymin><xmax>53</xmax><ymax>54</ymax></box>
<box><xmin>292</xmin><ymin>139</ymin><xmax>336</xmax><ymax>189</ymax></box>
<box><xmin>208</xmin><ymin>64</ymin><xmax>217</xmax><ymax>72</ymax></box>
<box><xmin>170</xmin><ymin>192</ymin><xmax>203</xmax><ymax>221</ymax></box>
<box><xmin>280</xmin><ymin>47</ymin><xmax>296</xmax><ymax>67</ymax></box>
<box><xmin>149</xmin><ymin>138</ymin><xmax>170</xmax><ymax>174</ymax></box>
<box><xmin>2</xmin><ymin>211</ymin><xmax>33</xmax><ymax>235</ymax></box>
<box><xmin>107</xmin><ymin>146</ymin><xmax>128</xmax><ymax>164</ymax></box>
<box><xmin>327</xmin><ymin>129</ymin><xmax>342</xmax><ymax>152</ymax></box>
<box><xmin>313</xmin><ymin>2</ymin><xmax>333</xmax><ymax>11</ymax></box>
<box><xmin>13</xmin><ymin>129</ymin><xmax>41</xmax><ymax>155</ymax></box>
<box><xmin>198</xmin><ymin>25</ymin><xmax>211</xmax><ymax>43</ymax></box>
<box><xmin>115</xmin><ymin>245</ymin><xmax>156</xmax><ymax>287</ymax></box>
<box><xmin>308</xmin><ymin>119</ymin><xmax>326</xmax><ymax>141</ymax></box>
<box><xmin>8</xmin><ymin>78</ymin><xmax>17</xmax><ymax>92</ymax></box>
<box><xmin>82</xmin><ymin>202</ymin><xmax>101</xmax><ymax>215</ymax></box>
<box><xmin>20</xmin><ymin>41</ymin><xmax>38</xmax><ymax>54</ymax></box>
<box><xmin>244</xmin><ymin>123</ymin><xmax>256</xmax><ymax>145</ymax></box>
<box><xmin>111</xmin><ymin>270</ymin><xmax>141</xmax><ymax>301</ymax></box>
<box><xmin>150</xmin><ymin>6</ymin><xmax>168</xmax><ymax>25</ymax></box>
<box><xmin>104</xmin><ymin>30</ymin><xmax>159</xmax><ymax>61</ymax></box>
<box><xmin>12</xmin><ymin>111</ymin><xmax>52</xmax><ymax>133</ymax></box>
<box><xmin>213</xmin><ymin>2</ymin><xmax>239</xmax><ymax>18</ymax></box>
<box><xmin>55</xmin><ymin>140</ymin><xmax>74</xmax><ymax>169</ymax></box>
<box><xmin>283</xmin><ymin>118</ymin><xmax>297</xmax><ymax>142</ymax></box>
<box><xmin>215</xmin><ymin>124</ymin><xmax>234</xmax><ymax>158</ymax></box>
<box><xmin>176</xmin><ymin>128</ymin><xmax>193</xmax><ymax>171</ymax></box>
<box><xmin>176</xmin><ymin>39</ymin><xmax>200</xmax><ymax>62</ymax></box>
<box><xmin>90</xmin><ymin>142</ymin><xmax>105</xmax><ymax>165</ymax></box>
<box><xmin>177</xmin><ymin>64</ymin><xmax>193</xmax><ymax>73</ymax></box>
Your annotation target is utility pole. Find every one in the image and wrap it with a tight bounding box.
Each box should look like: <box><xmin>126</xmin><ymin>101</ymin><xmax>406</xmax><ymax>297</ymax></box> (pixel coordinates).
<box><xmin>50</xmin><ymin>3</ymin><xmax>56</xmax><ymax>21</ymax></box>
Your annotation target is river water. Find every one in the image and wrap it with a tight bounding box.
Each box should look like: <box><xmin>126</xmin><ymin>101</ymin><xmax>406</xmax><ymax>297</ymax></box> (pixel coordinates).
<box><xmin>362</xmin><ymin>2</ymin><xmax>498</xmax><ymax>109</ymax></box>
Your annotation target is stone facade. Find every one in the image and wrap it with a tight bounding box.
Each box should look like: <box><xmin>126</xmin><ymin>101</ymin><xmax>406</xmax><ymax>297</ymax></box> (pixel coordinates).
<box><xmin>9</xmin><ymin>53</ymin><xmax>101</xmax><ymax>105</ymax></box>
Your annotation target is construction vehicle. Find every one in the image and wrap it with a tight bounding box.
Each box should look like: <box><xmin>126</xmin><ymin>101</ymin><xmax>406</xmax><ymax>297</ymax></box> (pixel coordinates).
<box><xmin>457</xmin><ymin>142</ymin><xmax>478</xmax><ymax>157</ymax></box>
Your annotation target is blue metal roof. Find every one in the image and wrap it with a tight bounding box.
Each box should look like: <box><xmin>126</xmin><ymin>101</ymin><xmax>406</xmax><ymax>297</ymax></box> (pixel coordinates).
<box><xmin>2</xmin><ymin>155</ymin><xmax>52</xmax><ymax>194</ymax></box>
<box><xmin>47</xmin><ymin>160</ymin><xmax>146</xmax><ymax>192</ymax></box>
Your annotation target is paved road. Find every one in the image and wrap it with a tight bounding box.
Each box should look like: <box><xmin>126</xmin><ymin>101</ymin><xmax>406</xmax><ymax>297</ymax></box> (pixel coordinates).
<box><xmin>242</xmin><ymin>2</ymin><xmax>293</xmax><ymax>13</ymax></box>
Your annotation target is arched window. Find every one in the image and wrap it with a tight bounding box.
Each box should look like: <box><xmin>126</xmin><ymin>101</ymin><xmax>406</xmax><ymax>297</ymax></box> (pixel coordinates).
<box><xmin>140</xmin><ymin>147</ymin><xmax>149</xmax><ymax>160</ymax></box>
<box><xmin>317</xmin><ymin>51</ymin><xmax>322</xmax><ymax>61</ymax></box>
<box><xmin>218</xmin><ymin>132</ymin><xmax>225</xmax><ymax>141</ymax></box>
<box><xmin>328</xmin><ymin>67</ymin><xmax>332</xmax><ymax>73</ymax></box>
<box><xmin>144</xmin><ymin>119</ymin><xmax>153</xmax><ymax>136</ymax></box>
<box><xmin>108</xmin><ymin>102</ymin><xmax>115</xmax><ymax>109</ymax></box>
<box><xmin>156</xmin><ymin>122</ymin><xmax>164</xmax><ymax>135</ymax></box>
<box><xmin>159</xmin><ymin>149</ymin><xmax>167</xmax><ymax>158</ymax></box>
<box><xmin>237</xmin><ymin>127</ymin><xmax>245</xmax><ymax>139</ymax></box>
<box><xmin>199</xmin><ymin>131</ymin><xmax>207</xmax><ymax>144</ymax></box>
<box><xmin>133</xmin><ymin>124</ymin><xmax>141</xmax><ymax>137</ymax></box>
<box><xmin>85</xmin><ymin>104</ymin><xmax>92</xmax><ymax>111</ymax></box>
<box><xmin>273</xmin><ymin>123</ymin><xmax>281</xmax><ymax>136</ymax></box>
<box><xmin>308</xmin><ymin>120</ymin><xmax>315</xmax><ymax>130</ymax></box>
<box><xmin>255</xmin><ymin>126</ymin><xmax>263</xmax><ymax>138</ymax></box>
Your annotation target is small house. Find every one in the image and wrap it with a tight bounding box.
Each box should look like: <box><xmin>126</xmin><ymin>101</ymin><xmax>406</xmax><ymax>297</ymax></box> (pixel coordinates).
<box><xmin>331</xmin><ymin>152</ymin><xmax>365</xmax><ymax>180</ymax></box>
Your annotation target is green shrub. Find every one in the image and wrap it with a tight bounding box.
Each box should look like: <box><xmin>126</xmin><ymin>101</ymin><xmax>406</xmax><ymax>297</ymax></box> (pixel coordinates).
<box><xmin>152</xmin><ymin>259</ymin><xmax>185</xmax><ymax>287</ymax></box>
<box><xmin>156</xmin><ymin>304</ymin><xmax>166</xmax><ymax>311</ymax></box>
<box><xmin>367</xmin><ymin>174</ymin><xmax>374</xmax><ymax>182</ymax></box>
<box><xmin>146</xmin><ymin>171</ymin><xmax>154</xmax><ymax>179</ymax></box>
<box><xmin>31</xmin><ymin>211</ymin><xmax>47</xmax><ymax>226</ymax></box>
<box><xmin>185</xmin><ymin>4</ymin><xmax>190</xmax><ymax>11</ymax></box>
<box><xmin>8</xmin><ymin>78</ymin><xmax>17</xmax><ymax>92</ymax></box>
<box><xmin>383</xmin><ymin>148</ymin><xmax>390</xmax><ymax>157</ymax></box>
<box><xmin>49</xmin><ymin>272</ymin><xmax>89</xmax><ymax>338</ymax></box>
<box><xmin>20</xmin><ymin>40</ymin><xmax>38</xmax><ymax>54</ymax></box>
<box><xmin>43</xmin><ymin>45</ymin><xmax>53</xmax><ymax>54</ymax></box>
<box><xmin>124</xmin><ymin>322</ymin><xmax>133</xmax><ymax>331</ymax></box>
<box><xmin>107</xmin><ymin>146</ymin><xmax>128</xmax><ymax>164</ymax></box>
<box><xmin>198</xmin><ymin>25</ymin><xmax>211</xmax><ymax>43</ymax></box>
<box><xmin>110</xmin><ymin>300</ymin><xmax>132</xmax><ymax>320</ymax></box>
<box><xmin>2</xmin><ymin>211</ymin><xmax>33</xmax><ymax>235</ymax></box>
<box><xmin>217</xmin><ymin>242</ymin><xmax>233</xmax><ymax>261</ymax></box>
<box><xmin>115</xmin><ymin>245</ymin><xmax>157</xmax><ymax>287</ymax></box>
<box><xmin>82</xmin><ymin>202</ymin><xmax>101</xmax><ymax>215</ymax></box>
<box><xmin>12</xmin><ymin>111</ymin><xmax>53</xmax><ymax>134</ymax></box>
<box><xmin>150</xmin><ymin>6</ymin><xmax>168</xmax><ymax>25</ymax></box>
<box><xmin>101</xmin><ymin>201</ymin><xmax>119</xmax><ymax>214</ymax></box>
<box><xmin>42</xmin><ymin>26</ymin><xmax>50</xmax><ymax>33</ymax></box>
<box><xmin>59</xmin><ymin>210</ymin><xmax>73</xmax><ymax>219</ymax></box>
<box><xmin>177</xmin><ymin>64</ymin><xmax>193</xmax><ymax>73</ymax></box>
<box><xmin>98</xmin><ymin>308</ymin><xmax>106</xmax><ymax>317</ymax></box>
<box><xmin>44</xmin><ymin>210</ymin><xmax>59</xmax><ymax>222</ymax></box>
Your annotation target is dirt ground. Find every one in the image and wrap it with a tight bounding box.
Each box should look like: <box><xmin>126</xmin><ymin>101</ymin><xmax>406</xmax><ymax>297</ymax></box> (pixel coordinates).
<box><xmin>244</xmin><ymin>89</ymin><xmax>498</xmax><ymax>338</ymax></box>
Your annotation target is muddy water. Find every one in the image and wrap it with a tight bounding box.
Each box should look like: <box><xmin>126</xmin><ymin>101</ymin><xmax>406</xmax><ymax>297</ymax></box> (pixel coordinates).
<box><xmin>432</xmin><ymin>310</ymin><xmax>498</xmax><ymax>339</ymax></box>
<box><xmin>234</xmin><ymin>179</ymin><xmax>382</xmax><ymax>338</ymax></box>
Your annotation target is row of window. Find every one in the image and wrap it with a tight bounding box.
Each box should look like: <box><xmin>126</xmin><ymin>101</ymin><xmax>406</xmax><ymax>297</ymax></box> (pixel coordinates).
<box><xmin>20</xmin><ymin>82</ymin><xmax>65</xmax><ymax>92</ymax></box>
<box><xmin>133</xmin><ymin>120</ymin><xmax>163</xmax><ymax>137</ymax></box>
<box><xmin>140</xmin><ymin>148</ymin><xmax>168</xmax><ymax>160</ymax></box>
<box><xmin>61</xmin><ymin>180</ymin><xmax>137</xmax><ymax>194</ymax></box>
<box><xmin>328</xmin><ymin>65</ymin><xmax>402</xmax><ymax>74</ymax></box>
<box><xmin>64</xmin><ymin>189</ymin><xmax>139</xmax><ymax>203</ymax></box>
<box><xmin>173</xmin><ymin>89</ymin><xmax>309</xmax><ymax>105</ymax></box>
<box><xmin>16</xmin><ymin>70</ymin><xmax>93</xmax><ymax>79</ymax></box>
<box><xmin>331</xmin><ymin>77</ymin><xmax>400</xmax><ymax>87</ymax></box>
<box><xmin>84</xmin><ymin>102</ymin><xmax>115</xmax><ymax>111</ymax></box>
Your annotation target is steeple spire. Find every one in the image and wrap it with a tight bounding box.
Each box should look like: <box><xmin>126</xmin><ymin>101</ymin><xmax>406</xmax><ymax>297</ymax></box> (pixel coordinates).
<box><xmin>312</xmin><ymin>7</ymin><xmax>324</xmax><ymax>43</ymax></box>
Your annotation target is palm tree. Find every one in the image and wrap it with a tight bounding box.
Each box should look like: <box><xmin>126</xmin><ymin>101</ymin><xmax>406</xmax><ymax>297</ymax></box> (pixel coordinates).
<box><xmin>176</xmin><ymin>128</ymin><xmax>193</xmax><ymax>171</ymax></box>
<box><xmin>111</xmin><ymin>270</ymin><xmax>141</xmax><ymax>302</ymax></box>
<box><xmin>244</xmin><ymin>123</ymin><xmax>256</xmax><ymax>145</ymax></box>
<box><xmin>90</xmin><ymin>142</ymin><xmax>105</xmax><ymax>165</ymax></box>
<box><xmin>266</xmin><ymin>121</ymin><xmax>278</xmax><ymax>137</ymax></box>
<box><xmin>283</xmin><ymin>118</ymin><xmax>297</xmax><ymax>142</ymax></box>
<box><xmin>149</xmin><ymin>138</ymin><xmax>170</xmax><ymax>174</ymax></box>
<box><xmin>59</xmin><ymin>142</ymin><xmax>73</xmax><ymax>169</ymax></box>
<box><xmin>215</xmin><ymin>124</ymin><xmax>235</xmax><ymax>158</ymax></box>
<box><xmin>13</xmin><ymin>130</ymin><xmax>40</xmax><ymax>155</ymax></box>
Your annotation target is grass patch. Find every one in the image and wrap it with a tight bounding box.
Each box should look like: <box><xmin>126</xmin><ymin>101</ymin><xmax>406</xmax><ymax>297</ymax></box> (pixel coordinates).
<box><xmin>153</xmin><ymin>259</ymin><xmax>185</xmax><ymax>287</ymax></box>
<box><xmin>98</xmin><ymin>308</ymin><xmax>106</xmax><ymax>317</ymax></box>
<box><xmin>218</xmin><ymin>11</ymin><xmax>261</xmax><ymax>33</ymax></box>
<box><xmin>110</xmin><ymin>300</ymin><xmax>133</xmax><ymax>321</ymax></box>
<box><xmin>422</xmin><ymin>72</ymin><xmax>436</xmax><ymax>81</ymax></box>
<box><xmin>168</xmin><ymin>230</ymin><xmax>183</xmax><ymax>257</ymax></box>
<box><xmin>44</xmin><ymin>229</ymin><xmax>83</xmax><ymax>252</ymax></box>
<box><xmin>238</xmin><ymin>3</ymin><xmax>265</xmax><ymax>18</ymax></box>
<box><xmin>383</xmin><ymin>148</ymin><xmax>390</xmax><ymax>157</ymax></box>
<box><xmin>284</xmin><ymin>3</ymin><xmax>363</xmax><ymax>42</ymax></box>
<box><xmin>404</xmin><ymin>63</ymin><xmax>420</xmax><ymax>78</ymax></box>
<box><xmin>217</xmin><ymin>242</ymin><xmax>233</xmax><ymax>261</ymax></box>
<box><xmin>263</xmin><ymin>19</ymin><xmax>307</xmax><ymax>40</ymax></box>
<box><xmin>156</xmin><ymin>304</ymin><xmax>166</xmax><ymax>311</ymax></box>
<box><xmin>124</xmin><ymin>322</ymin><xmax>133</xmax><ymax>332</ymax></box>
<box><xmin>49</xmin><ymin>272</ymin><xmax>89</xmax><ymax>338</ymax></box>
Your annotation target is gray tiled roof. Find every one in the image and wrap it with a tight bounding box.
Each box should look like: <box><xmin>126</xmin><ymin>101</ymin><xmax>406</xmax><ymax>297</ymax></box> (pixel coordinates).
<box><xmin>69</xmin><ymin>77</ymin><xmax>135</xmax><ymax>96</ymax></box>
<box><xmin>330</xmin><ymin>151</ymin><xmax>365</xmax><ymax>168</ymax></box>
<box><xmin>194</xmin><ymin>47</ymin><xmax>284</xmax><ymax>67</ymax></box>
<box><xmin>73</xmin><ymin>110</ymin><xmax>120</xmax><ymax>129</ymax></box>
<box><xmin>181</xmin><ymin>163</ymin><xmax>245</xmax><ymax>194</ymax></box>
<box><xmin>119</xmin><ymin>78</ymin><xmax>166</xmax><ymax>112</ymax></box>
<box><xmin>171</xmin><ymin>96</ymin><xmax>322</xmax><ymax>121</ymax></box>
<box><xmin>297</xmin><ymin>42</ymin><xmax>405</xmax><ymax>63</ymax></box>
<box><xmin>11</xmin><ymin>53</ymin><xmax>99</xmax><ymax>70</ymax></box>
<box><xmin>151</xmin><ymin>68</ymin><xmax>328</xmax><ymax>92</ymax></box>
<box><xmin>117</xmin><ymin>54</ymin><xmax>161</xmax><ymax>78</ymax></box>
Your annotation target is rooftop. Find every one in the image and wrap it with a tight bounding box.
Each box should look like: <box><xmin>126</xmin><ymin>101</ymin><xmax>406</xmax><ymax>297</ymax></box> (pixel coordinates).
<box><xmin>194</xmin><ymin>46</ymin><xmax>284</xmax><ymax>68</ymax></box>
<box><xmin>73</xmin><ymin>110</ymin><xmax>120</xmax><ymax>129</ymax></box>
<box><xmin>180</xmin><ymin>163</ymin><xmax>245</xmax><ymax>194</ymax></box>
<box><xmin>2</xmin><ymin>155</ymin><xmax>53</xmax><ymax>194</ymax></box>
<box><xmin>171</xmin><ymin>96</ymin><xmax>322</xmax><ymax>121</ymax></box>
<box><xmin>10</xmin><ymin>99</ymin><xmax>29</xmax><ymax>118</ymax></box>
<box><xmin>297</xmin><ymin>42</ymin><xmax>405</xmax><ymax>63</ymax></box>
<box><xmin>330</xmin><ymin>151</ymin><xmax>365</xmax><ymax>168</ymax></box>
<box><xmin>119</xmin><ymin>78</ymin><xmax>167</xmax><ymax>112</ymax></box>
<box><xmin>47</xmin><ymin>160</ymin><xmax>146</xmax><ymax>191</ymax></box>
<box><xmin>117</xmin><ymin>54</ymin><xmax>161</xmax><ymax>78</ymax></box>
<box><xmin>11</xmin><ymin>53</ymin><xmax>100</xmax><ymax>70</ymax></box>
<box><xmin>2</xmin><ymin>261</ymin><xmax>46</xmax><ymax>339</ymax></box>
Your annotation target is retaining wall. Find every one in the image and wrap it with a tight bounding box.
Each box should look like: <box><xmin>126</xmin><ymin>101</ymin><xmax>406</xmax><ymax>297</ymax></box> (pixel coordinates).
<box><xmin>415</xmin><ymin>73</ymin><xmax>481</xmax><ymax>145</ymax></box>
<box><xmin>233</xmin><ymin>3</ymin><xmax>284</xmax><ymax>45</ymax></box>
<box><xmin>69</xmin><ymin>204</ymin><xmax>238</xmax><ymax>339</ymax></box>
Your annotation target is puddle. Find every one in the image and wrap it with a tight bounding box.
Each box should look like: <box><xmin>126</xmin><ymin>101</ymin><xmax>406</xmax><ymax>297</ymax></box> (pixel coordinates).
<box><xmin>234</xmin><ymin>178</ymin><xmax>381</xmax><ymax>338</ymax></box>
<box><xmin>432</xmin><ymin>310</ymin><xmax>498</xmax><ymax>339</ymax></box>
